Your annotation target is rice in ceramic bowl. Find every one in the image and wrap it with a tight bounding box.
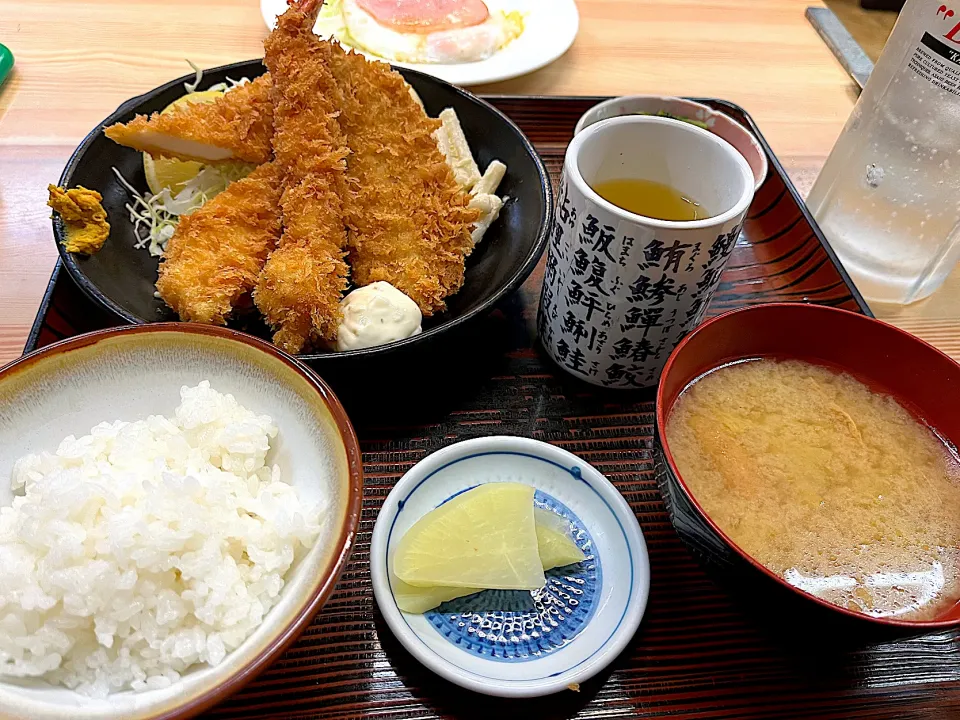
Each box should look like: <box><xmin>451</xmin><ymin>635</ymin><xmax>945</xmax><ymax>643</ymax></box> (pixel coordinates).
<box><xmin>1</xmin><ymin>382</ymin><xmax>323</xmax><ymax>697</ymax></box>
<box><xmin>0</xmin><ymin>325</ymin><xmax>362</xmax><ymax>720</ymax></box>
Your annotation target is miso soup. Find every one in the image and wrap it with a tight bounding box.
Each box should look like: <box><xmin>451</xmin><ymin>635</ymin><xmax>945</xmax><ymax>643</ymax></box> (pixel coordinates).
<box><xmin>666</xmin><ymin>358</ymin><xmax>960</xmax><ymax>621</ymax></box>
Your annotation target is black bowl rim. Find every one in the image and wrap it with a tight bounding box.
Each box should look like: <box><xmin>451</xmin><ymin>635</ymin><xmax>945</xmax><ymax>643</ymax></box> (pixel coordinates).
<box><xmin>655</xmin><ymin>302</ymin><xmax>960</xmax><ymax>629</ymax></box>
<box><xmin>54</xmin><ymin>58</ymin><xmax>553</xmax><ymax>362</ymax></box>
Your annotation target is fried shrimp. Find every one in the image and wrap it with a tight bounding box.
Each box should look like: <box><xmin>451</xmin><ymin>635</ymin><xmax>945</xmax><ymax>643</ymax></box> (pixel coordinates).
<box><xmin>156</xmin><ymin>162</ymin><xmax>283</xmax><ymax>325</ymax></box>
<box><xmin>253</xmin><ymin>0</ymin><xmax>350</xmax><ymax>353</ymax></box>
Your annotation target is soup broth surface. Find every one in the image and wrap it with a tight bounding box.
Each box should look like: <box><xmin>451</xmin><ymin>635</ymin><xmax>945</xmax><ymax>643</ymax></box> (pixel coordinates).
<box><xmin>666</xmin><ymin>358</ymin><xmax>960</xmax><ymax>621</ymax></box>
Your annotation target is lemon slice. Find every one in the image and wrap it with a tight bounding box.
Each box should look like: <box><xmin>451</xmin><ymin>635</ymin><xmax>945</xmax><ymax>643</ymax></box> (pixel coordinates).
<box><xmin>143</xmin><ymin>90</ymin><xmax>223</xmax><ymax>195</ymax></box>
<box><xmin>535</xmin><ymin>507</ymin><xmax>586</xmax><ymax>569</ymax></box>
<box><xmin>392</xmin><ymin>506</ymin><xmax>587</xmax><ymax>613</ymax></box>
<box><xmin>393</xmin><ymin>483</ymin><xmax>544</xmax><ymax>591</ymax></box>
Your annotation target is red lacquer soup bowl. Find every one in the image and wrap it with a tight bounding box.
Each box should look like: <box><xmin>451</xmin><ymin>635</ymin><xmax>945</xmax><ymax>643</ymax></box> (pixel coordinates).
<box><xmin>655</xmin><ymin>302</ymin><xmax>960</xmax><ymax>630</ymax></box>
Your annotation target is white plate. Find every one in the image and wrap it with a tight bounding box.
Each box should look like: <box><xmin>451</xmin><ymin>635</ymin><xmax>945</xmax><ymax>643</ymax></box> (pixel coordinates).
<box><xmin>371</xmin><ymin>436</ymin><xmax>650</xmax><ymax>697</ymax></box>
<box><xmin>259</xmin><ymin>0</ymin><xmax>580</xmax><ymax>86</ymax></box>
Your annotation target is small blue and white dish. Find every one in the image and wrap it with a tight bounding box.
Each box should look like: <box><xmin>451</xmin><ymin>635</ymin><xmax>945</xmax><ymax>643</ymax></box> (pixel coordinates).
<box><xmin>371</xmin><ymin>436</ymin><xmax>650</xmax><ymax>697</ymax></box>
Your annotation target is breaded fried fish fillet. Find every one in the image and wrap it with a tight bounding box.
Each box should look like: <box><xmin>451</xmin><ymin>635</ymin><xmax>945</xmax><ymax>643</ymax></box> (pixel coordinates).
<box><xmin>253</xmin><ymin>0</ymin><xmax>350</xmax><ymax>353</ymax></box>
<box><xmin>156</xmin><ymin>161</ymin><xmax>283</xmax><ymax>324</ymax></box>
<box><xmin>104</xmin><ymin>75</ymin><xmax>274</xmax><ymax>164</ymax></box>
<box><xmin>329</xmin><ymin>44</ymin><xmax>479</xmax><ymax>316</ymax></box>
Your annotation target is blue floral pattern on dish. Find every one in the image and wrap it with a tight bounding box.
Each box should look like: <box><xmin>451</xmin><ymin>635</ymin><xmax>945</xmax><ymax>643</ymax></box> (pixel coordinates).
<box><xmin>423</xmin><ymin>490</ymin><xmax>601</xmax><ymax>662</ymax></box>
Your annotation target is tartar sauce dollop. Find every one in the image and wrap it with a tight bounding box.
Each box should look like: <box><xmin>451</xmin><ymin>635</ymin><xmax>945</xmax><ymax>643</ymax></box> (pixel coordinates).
<box><xmin>336</xmin><ymin>281</ymin><xmax>423</xmax><ymax>351</ymax></box>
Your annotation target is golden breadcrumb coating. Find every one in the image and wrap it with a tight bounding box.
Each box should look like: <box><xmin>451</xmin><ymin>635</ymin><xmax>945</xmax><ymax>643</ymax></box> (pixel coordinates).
<box><xmin>156</xmin><ymin>162</ymin><xmax>282</xmax><ymax>325</ymax></box>
<box><xmin>329</xmin><ymin>43</ymin><xmax>479</xmax><ymax>316</ymax></box>
<box><xmin>105</xmin><ymin>1</ymin><xmax>486</xmax><ymax>347</ymax></box>
<box><xmin>47</xmin><ymin>185</ymin><xmax>110</xmax><ymax>254</ymax></box>
<box><xmin>253</xmin><ymin>0</ymin><xmax>350</xmax><ymax>353</ymax></box>
<box><xmin>103</xmin><ymin>75</ymin><xmax>274</xmax><ymax>164</ymax></box>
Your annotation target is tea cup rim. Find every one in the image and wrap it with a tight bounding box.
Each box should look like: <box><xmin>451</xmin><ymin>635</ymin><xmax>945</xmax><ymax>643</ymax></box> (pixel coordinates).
<box><xmin>565</xmin><ymin>115</ymin><xmax>755</xmax><ymax>231</ymax></box>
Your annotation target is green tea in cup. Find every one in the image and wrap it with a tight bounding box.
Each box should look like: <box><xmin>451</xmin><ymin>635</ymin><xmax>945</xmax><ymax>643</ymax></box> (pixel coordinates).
<box><xmin>591</xmin><ymin>178</ymin><xmax>705</xmax><ymax>222</ymax></box>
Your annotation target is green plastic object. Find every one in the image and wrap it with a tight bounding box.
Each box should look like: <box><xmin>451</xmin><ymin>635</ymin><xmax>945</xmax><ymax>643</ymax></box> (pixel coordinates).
<box><xmin>0</xmin><ymin>44</ymin><xmax>13</xmax><ymax>87</ymax></box>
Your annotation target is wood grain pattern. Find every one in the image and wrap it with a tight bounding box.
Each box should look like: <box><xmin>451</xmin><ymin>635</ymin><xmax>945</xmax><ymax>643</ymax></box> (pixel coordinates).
<box><xmin>22</xmin><ymin>97</ymin><xmax>960</xmax><ymax>720</ymax></box>
<box><xmin>823</xmin><ymin>0</ymin><xmax>898</xmax><ymax>62</ymax></box>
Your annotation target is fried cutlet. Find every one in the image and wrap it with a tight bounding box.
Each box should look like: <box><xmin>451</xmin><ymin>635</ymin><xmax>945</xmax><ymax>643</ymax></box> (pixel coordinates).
<box><xmin>329</xmin><ymin>43</ymin><xmax>479</xmax><ymax>316</ymax></box>
<box><xmin>104</xmin><ymin>74</ymin><xmax>274</xmax><ymax>165</ymax></box>
<box><xmin>156</xmin><ymin>161</ymin><xmax>283</xmax><ymax>324</ymax></box>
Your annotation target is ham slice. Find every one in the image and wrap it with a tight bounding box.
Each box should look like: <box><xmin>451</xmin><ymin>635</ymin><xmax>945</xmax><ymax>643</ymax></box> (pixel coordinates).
<box><xmin>356</xmin><ymin>0</ymin><xmax>489</xmax><ymax>34</ymax></box>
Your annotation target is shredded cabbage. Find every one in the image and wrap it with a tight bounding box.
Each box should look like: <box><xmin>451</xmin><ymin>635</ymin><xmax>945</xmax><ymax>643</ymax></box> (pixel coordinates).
<box><xmin>113</xmin><ymin>163</ymin><xmax>254</xmax><ymax>257</ymax></box>
<box><xmin>183</xmin><ymin>59</ymin><xmax>250</xmax><ymax>94</ymax></box>
<box><xmin>113</xmin><ymin>63</ymin><xmax>255</xmax><ymax>257</ymax></box>
<box><xmin>313</xmin><ymin>0</ymin><xmax>346</xmax><ymax>39</ymax></box>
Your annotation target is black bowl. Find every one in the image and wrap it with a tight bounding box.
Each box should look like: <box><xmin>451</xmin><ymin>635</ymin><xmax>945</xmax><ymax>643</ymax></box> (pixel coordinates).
<box><xmin>53</xmin><ymin>59</ymin><xmax>551</xmax><ymax>362</ymax></box>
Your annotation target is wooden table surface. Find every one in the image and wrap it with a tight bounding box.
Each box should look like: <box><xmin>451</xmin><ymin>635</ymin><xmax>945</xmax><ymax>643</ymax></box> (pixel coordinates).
<box><xmin>0</xmin><ymin>0</ymin><xmax>956</xmax><ymax>363</ymax></box>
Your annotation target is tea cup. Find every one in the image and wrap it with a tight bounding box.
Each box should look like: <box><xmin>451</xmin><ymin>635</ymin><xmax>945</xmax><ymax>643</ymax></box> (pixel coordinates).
<box><xmin>538</xmin><ymin>115</ymin><xmax>755</xmax><ymax>388</ymax></box>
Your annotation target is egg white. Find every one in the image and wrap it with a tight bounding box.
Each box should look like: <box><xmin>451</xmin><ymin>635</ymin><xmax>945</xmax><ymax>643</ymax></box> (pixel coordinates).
<box><xmin>330</xmin><ymin>0</ymin><xmax>517</xmax><ymax>65</ymax></box>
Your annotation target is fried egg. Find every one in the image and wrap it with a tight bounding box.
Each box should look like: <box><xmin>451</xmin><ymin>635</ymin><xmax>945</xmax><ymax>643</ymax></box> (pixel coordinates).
<box><xmin>341</xmin><ymin>0</ymin><xmax>523</xmax><ymax>64</ymax></box>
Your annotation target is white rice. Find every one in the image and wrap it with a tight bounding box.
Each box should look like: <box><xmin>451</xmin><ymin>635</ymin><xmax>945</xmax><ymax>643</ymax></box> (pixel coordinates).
<box><xmin>0</xmin><ymin>382</ymin><xmax>324</xmax><ymax>697</ymax></box>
